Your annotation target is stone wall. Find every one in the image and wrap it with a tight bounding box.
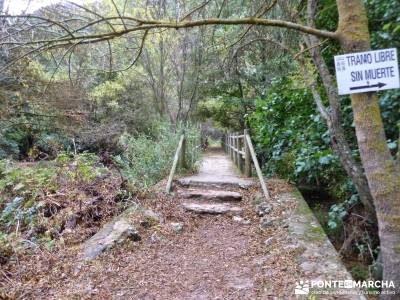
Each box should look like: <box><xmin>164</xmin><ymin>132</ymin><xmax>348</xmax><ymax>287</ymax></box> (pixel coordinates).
<box><xmin>279</xmin><ymin>190</ymin><xmax>366</xmax><ymax>299</ymax></box>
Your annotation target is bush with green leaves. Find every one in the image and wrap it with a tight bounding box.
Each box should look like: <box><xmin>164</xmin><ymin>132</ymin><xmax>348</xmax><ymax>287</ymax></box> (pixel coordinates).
<box><xmin>114</xmin><ymin>121</ymin><xmax>201</xmax><ymax>188</ymax></box>
<box><xmin>248</xmin><ymin>77</ymin><xmax>352</xmax><ymax>200</ymax></box>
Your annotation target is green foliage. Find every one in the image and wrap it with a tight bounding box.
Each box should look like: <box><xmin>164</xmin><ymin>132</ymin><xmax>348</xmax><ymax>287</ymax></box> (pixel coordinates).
<box><xmin>351</xmin><ymin>264</ymin><xmax>369</xmax><ymax>281</ymax></box>
<box><xmin>197</xmin><ymin>97</ymin><xmax>255</xmax><ymax>130</ymax></box>
<box><xmin>0</xmin><ymin>161</ymin><xmax>57</xmax><ymax>228</ymax></box>
<box><xmin>366</xmin><ymin>0</ymin><xmax>400</xmax><ymax>49</ymax></box>
<box><xmin>0</xmin><ymin>161</ymin><xmax>57</xmax><ymax>200</ymax></box>
<box><xmin>56</xmin><ymin>152</ymin><xmax>108</xmax><ymax>183</ymax></box>
<box><xmin>248</xmin><ymin>77</ymin><xmax>350</xmax><ymax>197</ymax></box>
<box><xmin>114</xmin><ymin>122</ymin><xmax>201</xmax><ymax>188</ymax></box>
<box><xmin>328</xmin><ymin>195</ymin><xmax>359</xmax><ymax>230</ymax></box>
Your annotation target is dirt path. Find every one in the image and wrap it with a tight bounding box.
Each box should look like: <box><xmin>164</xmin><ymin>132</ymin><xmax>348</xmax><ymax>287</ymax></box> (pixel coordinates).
<box><xmin>2</xmin><ymin>151</ymin><xmax>303</xmax><ymax>299</ymax></box>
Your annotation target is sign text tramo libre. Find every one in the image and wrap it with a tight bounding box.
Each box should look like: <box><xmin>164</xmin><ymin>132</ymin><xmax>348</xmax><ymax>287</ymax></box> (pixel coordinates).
<box><xmin>334</xmin><ymin>48</ymin><xmax>400</xmax><ymax>95</ymax></box>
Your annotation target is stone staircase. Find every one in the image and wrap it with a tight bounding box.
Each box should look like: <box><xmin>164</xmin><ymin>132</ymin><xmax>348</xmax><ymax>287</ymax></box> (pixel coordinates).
<box><xmin>177</xmin><ymin>185</ymin><xmax>246</xmax><ymax>215</ymax></box>
<box><xmin>175</xmin><ymin>150</ymin><xmax>254</xmax><ymax>215</ymax></box>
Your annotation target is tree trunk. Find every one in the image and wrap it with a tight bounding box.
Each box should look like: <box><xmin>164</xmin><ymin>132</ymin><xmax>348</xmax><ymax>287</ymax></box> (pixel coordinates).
<box><xmin>303</xmin><ymin>36</ymin><xmax>375</xmax><ymax>217</ymax></box>
<box><xmin>304</xmin><ymin>0</ymin><xmax>375</xmax><ymax>218</ymax></box>
<box><xmin>336</xmin><ymin>0</ymin><xmax>400</xmax><ymax>297</ymax></box>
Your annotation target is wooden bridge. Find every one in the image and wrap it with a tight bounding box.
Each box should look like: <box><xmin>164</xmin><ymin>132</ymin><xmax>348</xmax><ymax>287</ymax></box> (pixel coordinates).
<box><xmin>166</xmin><ymin>129</ymin><xmax>270</xmax><ymax>202</ymax></box>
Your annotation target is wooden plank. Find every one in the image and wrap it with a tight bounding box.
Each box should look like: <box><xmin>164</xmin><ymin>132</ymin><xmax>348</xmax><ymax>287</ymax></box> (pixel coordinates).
<box><xmin>245</xmin><ymin>134</ymin><xmax>270</xmax><ymax>201</ymax></box>
<box><xmin>166</xmin><ymin>134</ymin><xmax>185</xmax><ymax>193</ymax></box>
<box><xmin>229</xmin><ymin>145</ymin><xmax>241</xmax><ymax>153</ymax></box>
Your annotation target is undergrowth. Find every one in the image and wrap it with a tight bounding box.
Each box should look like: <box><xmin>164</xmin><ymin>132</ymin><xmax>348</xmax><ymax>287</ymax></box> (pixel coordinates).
<box><xmin>114</xmin><ymin>122</ymin><xmax>201</xmax><ymax>189</ymax></box>
<box><xmin>0</xmin><ymin>123</ymin><xmax>202</xmax><ymax>266</ymax></box>
<box><xmin>0</xmin><ymin>152</ymin><xmax>124</xmax><ymax>265</ymax></box>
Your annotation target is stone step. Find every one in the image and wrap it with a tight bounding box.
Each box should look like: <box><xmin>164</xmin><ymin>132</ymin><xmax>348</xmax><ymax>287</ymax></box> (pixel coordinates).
<box><xmin>179</xmin><ymin>189</ymin><xmax>242</xmax><ymax>202</ymax></box>
<box><xmin>182</xmin><ymin>201</ymin><xmax>243</xmax><ymax>215</ymax></box>
<box><xmin>176</xmin><ymin>178</ymin><xmax>254</xmax><ymax>189</ymax></box>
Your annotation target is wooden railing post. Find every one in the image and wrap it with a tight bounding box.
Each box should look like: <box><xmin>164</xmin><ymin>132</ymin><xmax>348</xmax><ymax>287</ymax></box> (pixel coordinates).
<box><xmin>230</xmin><ymin>134</ymin><xmax>233</xmax><ymax>161</ymax></box>
<box><xmin>228</xmin><ymin>134</ymin><xmax>230</xmax><ymax>153</ymax></box>
<box><xmin>180</xmin><ymin>135</ymin><xmax>186</xmax><ymax>169</ymax></box>
<box><xmin>236</xmin><ymin>132</ymin><xmax>240</xmax><ymax>168</ymax></box>
<box><xmin>238</xmin><ymin>135</ymin><xmax>244</xmax><ymax>172</ymax></box>
<box><xmin>166</xmin><ymin>134</ymin><xmax>185</xmax><ymax>193</ymax></box>
<box><xmin>228</xmin><ymin>134</ymin><xmax>231</xmax><ymax>157</ymax></box>
<box><xmin>245</xmin><ymin>134</ymin><xmax>270</xmax><ymax>201</ymax></box>
<box><xmin>244</xmin><ymin>129</ymin><xmax>251</xmax><ymax>177</ymax></box>
<box><xmin>233</xmin><ymin>133</ymin><xmax>237</xmax><ymax>165</ymax></box>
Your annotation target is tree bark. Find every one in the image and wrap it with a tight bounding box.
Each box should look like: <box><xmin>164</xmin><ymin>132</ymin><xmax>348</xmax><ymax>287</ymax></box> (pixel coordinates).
<box><xmin>336</xmin><ymin>0</ymin><xmax>400</xmax><ymax>297</ymax></box>
<box><xmin>304</xmin><ymin>0</ymin><xmax>375</xmax><ymax>217</ymax></box>
<box><xmin>301</xmin><ymin>53</ymin><xmax>375</xmax><ymax>217</ymax></box>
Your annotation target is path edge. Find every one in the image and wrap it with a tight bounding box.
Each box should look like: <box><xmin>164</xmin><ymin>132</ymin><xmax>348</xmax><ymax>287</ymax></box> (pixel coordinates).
<box><xmin>278</xmin><ymin>188</ymin><xmax>367</xmax><ymax>299</ymax></box>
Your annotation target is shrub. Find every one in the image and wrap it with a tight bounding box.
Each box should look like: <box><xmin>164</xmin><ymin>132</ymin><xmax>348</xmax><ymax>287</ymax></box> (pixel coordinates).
<box><xmin>114</xmin><ymin>121</ymin><xmax>201</xmax><ymax>188</ymax></box>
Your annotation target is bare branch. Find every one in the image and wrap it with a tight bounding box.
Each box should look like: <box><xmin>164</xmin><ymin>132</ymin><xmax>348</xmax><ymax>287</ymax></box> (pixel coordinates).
<box><xmin>180</xmin><ymin>0</ymin><xmax>212</xmax><ymax>22</ymax></box>
<box><xmin>1</xmin><ymin>14</ymin><xmax>75</xmax><ymax>37</ymax></box>
<box><xmin>110</xmin><ymin>0</ymin><xmax>127</xmax><ymax>30</ymax></box>
<box><xmin>66</xmin><ymin>1</ymin><xmax>116</xmax><ymax>33</ymax></box>
<box><xmin>294</xmin><ymin>38</ymin><xmax>328</xmax><ymax>59</ymax></box>
<box><xmin>108</xmin><ymin>30</ymin><xmax>149</xmax><ymax>73</ymax></box>
<box><xmin>0</xmin><ymin>16</ymin><xmax>338</xmax><ymax>46</ymax></box>
<box><xmin>227</xmin><ymin>0</ymin><xmax>278</xmax><ymax>49</ymax></box>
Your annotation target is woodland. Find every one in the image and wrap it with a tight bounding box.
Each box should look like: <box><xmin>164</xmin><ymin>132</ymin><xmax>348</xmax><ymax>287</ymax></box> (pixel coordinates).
<box><xmin>0</xmin><ymin>0</ymin><xmax>400</xmax><ymax>299</ymax></box>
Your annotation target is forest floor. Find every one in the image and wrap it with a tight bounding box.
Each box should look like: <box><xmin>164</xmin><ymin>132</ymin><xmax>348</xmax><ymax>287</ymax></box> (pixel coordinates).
<box><xmin>2</xmin><ymin>151</ymin><xmax>306</xmax><ymax>299</ymax></box>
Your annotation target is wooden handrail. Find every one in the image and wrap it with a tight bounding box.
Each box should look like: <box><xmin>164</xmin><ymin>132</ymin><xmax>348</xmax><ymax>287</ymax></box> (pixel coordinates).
<box><xmin>244</xmin><ymin>133</ymin><xmax>270</xmax><ymax>201</ymax></box>
<box><xmin>231</xmin><ymin>134</ymin><xmax>245</xmax><ymax>138</ymax></box>
<box><xmin>224</xmin><ymin>130</ymin><xmax>270</xmax><ymax>201</ymax></box>
<box><xmin>166</xmin><ymin>134</ymin><xmax>185</xmax><ymax>193</ymax></box>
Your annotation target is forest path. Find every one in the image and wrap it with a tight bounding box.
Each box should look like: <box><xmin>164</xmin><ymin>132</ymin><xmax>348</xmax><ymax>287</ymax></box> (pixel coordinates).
<box><xmin>177</xmin><ymin>149</ymin><xmax>254</xmax><ymax>189</ymax></box>
<box><xmin>18</xmin><ymin>150</ymin><xmax>303</xmax><ymax>299</ymax></box>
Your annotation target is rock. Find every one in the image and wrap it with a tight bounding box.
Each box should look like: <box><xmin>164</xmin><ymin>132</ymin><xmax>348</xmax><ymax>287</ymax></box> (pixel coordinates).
<box><xmin>83</xmin><ymin>218</ymin><xmax>140</xmax><ymax>260</ymax></box>
<box><xmin>149</xmin><ymin>231</ymin><xmax>164</xmax><ymax>243</ymax></box>
<box><xmin>264</xmin><ymin>237</ymin><xmax>274</xmax><ymax>246</ymax></box>
<box><xmin>233</xmin><ymin>216</ymin><xmax>243</xmax><ymax>222</ymax></box>
<box><xmin>138</xmin><ymin>208</ymin><xmax>163</xmax><ymax>228</ymax></box>
<box><xmin>256</xmin><ymin>202</ymin><xmax>272</xmax><ymax>216</ymax></box>
<box><xmin>260</xmin><ymin>217</ymin><xmax>274</xmax><ymax>229</ymax></box>
<box><xmin>170</xmin><ymin>222</ymin><xmax>184</xmax><ymax>233</ymax></box>
<box><xmin>142</xmin><ymin>209</ymin><xmax>163</xmax><ymax>223</ymax></box>
<box><xmin>136</xmin><ymin>207</ymin><xmax>164</xmax><ymax>228</ymax></box>
<box><xmin>182</xmin><ymin>202</ymin><xmax>243</xmax><ymax>214</ymax></box>
<box><xmin>232</xmin><ymin>216</ymin><xmax>251</xmax><ymax>225</ymax></box>
<box><xmin>179</xmin><ymin>190</ymin><xmax>242</xmax><ymax>202</ymax></box>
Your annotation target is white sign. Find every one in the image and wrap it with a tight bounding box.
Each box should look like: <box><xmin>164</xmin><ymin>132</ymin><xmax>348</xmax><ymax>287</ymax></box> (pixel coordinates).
<box><xmin>334</xmin><ymin>48</ymin><xmax>400</xmax><ymax>95</ymax></box>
